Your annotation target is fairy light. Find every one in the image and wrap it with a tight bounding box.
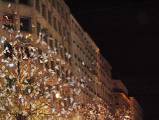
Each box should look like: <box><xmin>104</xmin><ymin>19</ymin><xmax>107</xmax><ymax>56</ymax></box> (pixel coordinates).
<box><xmin>0</xmin><ymin>36</ymin><xmax>6</xmax><ymax>44</ymax></box>
<box><xmin>0</xmin><ymin>26</ymin><xmax>82</xmax><ymax>119</ymax></box>
<box><xmin>55</xmin><ymin>92</ymin><xmax>62</xmax><ymax>99</ymax></box>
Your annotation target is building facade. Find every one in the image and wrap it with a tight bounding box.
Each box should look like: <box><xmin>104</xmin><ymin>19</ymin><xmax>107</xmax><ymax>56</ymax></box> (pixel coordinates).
<box><xmin>0</xmin><ymin>0</ymin><xmax>142</xmax><ymax>120</ymax></box>
<box><xmin>129</xmin><ymin>97</ymin><xmax>143</xmax><ymax>120</ymax></box>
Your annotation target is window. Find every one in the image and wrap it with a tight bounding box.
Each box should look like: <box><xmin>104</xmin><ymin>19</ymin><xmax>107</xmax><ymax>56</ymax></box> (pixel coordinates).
<box><xmin>35</xmin><ymin>0</ymin><xmax>40</xmax><ymax>12</ymax></box>
<box><xmin>54</xmin><ymin>39</ymin><xmax>58</xmax><ymax>53</ymax></box>
<box><xmin>60</xmin><ymin>47</ymin><xmax>63</xmax><ymax>58</ymax></box>
<box><xmin>54</xmin><ymin>39</ymin><xmax>58</xmax><ymax>48</ymax></box>
<box><xmin>51</xmin><ymin>61</ymin><xmax>54</xmax><ymax>70</ymax></box>
<box><xmin>2</xmin><ymin>0</ymin><xmax>15</xmax><ymax>3</ymax></box>
<box><xmin>61</xmin><ymin>6</ymin><xmax>64</xmax><ymax>17</ymax></box>
<box><xmin>48</xmin><ymin>11</ymin><xmax>52</xmax><ymax>25</ymax></box>
<box><xmin>66</xmin><ymin>31</ymin><xmax>70</xmax><ymax>40</ymax></box>
<box><xmin>64</xmin><ymin>29</ymin><xmax>69</xmax><ymax>40</ymax></box>
<box><xmin>51</xmin><ymin>0</ymin><xmax>56</xmax><ymax>8</ymax></box>
<box><xmin>19</xmin><ymin>0</ymin><xmax>31</xmax><ymax>5</ymax></box>
<box><xmin>113</xmin><ymin>88</ymin><xmax>123</xmax><ymax>93</ymax></box>
<box><xmin>49</xmin><ymin>40</ymin><xmax>53</xmax><ymax>49</ymax></box>
<box><xmin>56</xmin><ymin>1</ymin><xmax>61</xmax><ymax>14</ymax></box>
<box><xmin>62</xmin><ymin>26</ymin><xmax>65</xmax><ymax>37</ymax></box>
<box><xmin>53</xmin><ymin>17</ymin><xmax>57</xmax><ymax>31</ymax></box>
<box><xmin>56</xmin><ymin>20</ymin><xmax>59</xmax><ymax>33</ymax></box>
<box><xmin>36</xmin><ymin>22</ymin><xmax>41</xmax><ymax>36</ymax></box>
<box><xmin>58</xmin><ymin>22</ymin><xmax>62</xmax><ymax>35</ymax></box>
<box><xmin>20</xmin><ymin>17</ymin><xmax>32</xmax><ymax>32</ymax></box>
<box><xmin>42</xmin><ymin>4</ymin><xmax>46</xmax><ymax>19</ymax></box>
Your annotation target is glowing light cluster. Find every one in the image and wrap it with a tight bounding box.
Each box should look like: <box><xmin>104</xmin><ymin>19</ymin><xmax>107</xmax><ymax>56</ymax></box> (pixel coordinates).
<box><xmin>0</xmin><ymin>18</ymin><xmax>81</xmax><ymax>119</ymax></box>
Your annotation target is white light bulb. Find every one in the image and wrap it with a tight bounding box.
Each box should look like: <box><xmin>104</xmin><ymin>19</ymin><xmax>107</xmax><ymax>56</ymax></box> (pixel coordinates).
<box><xmin>8</xmin><ymin>63</ymin><xmax>15</xmax><ymax>68</ymax></box>
<box><xmin>55</xmin><ymin>92</ymin><xmax>61</xmax><ymax>99</ymax></box>
<box><xmin>0</xmin><ymin>36</ymin><xmax>6</xmax><ymax>44</ymax></box>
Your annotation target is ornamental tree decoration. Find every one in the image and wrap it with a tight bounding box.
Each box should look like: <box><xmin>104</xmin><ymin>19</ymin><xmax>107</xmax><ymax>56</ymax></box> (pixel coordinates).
<box><xmin>0</xmin><ymin>16</ymin><xmax>81</xmax><ymax>120</ymax></box>
<box><xmin>80</xmin><ymin>101</ymin><xmax>109</xmax><ymax>120</ymax></box>
<box><xmin>96</xmin><ymin>103</ymin><xmax>107</xmax><ymax>120</ymax></box>
<box><xmin>114</xmin><ymin>101</ymin><xmax>132</xmax><ymax>120</ymax></box>
<box><xmin>81</xmin><ymin>103</ymin><xmax>97</xmax><ymax>120</ymax></box>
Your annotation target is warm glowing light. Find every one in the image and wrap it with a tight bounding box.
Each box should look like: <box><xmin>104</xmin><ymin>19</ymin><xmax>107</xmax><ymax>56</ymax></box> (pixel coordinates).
<box><xmin>55</xmin><ymin>92</ymin><xmax>62</xmax><ymax>99</ymax></box>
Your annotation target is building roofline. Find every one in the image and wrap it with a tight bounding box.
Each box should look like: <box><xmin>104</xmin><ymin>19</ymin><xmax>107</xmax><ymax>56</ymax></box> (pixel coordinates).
<box><xmin>112</xmin><ymin>79</ymin><xmax>128</xmax><ymax>95</ymax></box>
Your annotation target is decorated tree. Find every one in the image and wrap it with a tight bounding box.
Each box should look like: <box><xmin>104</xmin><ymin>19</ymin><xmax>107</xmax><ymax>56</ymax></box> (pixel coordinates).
<box><xmin>114</xmin><ymin>101</ymin><xmax>132</xmax><ymax>120</ymax></box>
<box><xmin>0</xmin><ymin>15</ymin><xmax>81</xmax><ymax>119</ymax></box>
<box><xmin>79</xmin><ymin>99</ymin><xmax>109</xmax><ymax>120</ymax></box>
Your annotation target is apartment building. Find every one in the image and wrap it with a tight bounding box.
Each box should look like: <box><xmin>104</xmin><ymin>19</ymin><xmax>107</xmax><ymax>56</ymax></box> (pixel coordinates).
<box><xmin>0</xmin><ymin>0</ymin><xmax>142</xmax><ymax>119</ymax></box>
<box><xmin>130</xmin><ymin>97</ymin><xmax>143</xmax><ymax>120</ymax></box>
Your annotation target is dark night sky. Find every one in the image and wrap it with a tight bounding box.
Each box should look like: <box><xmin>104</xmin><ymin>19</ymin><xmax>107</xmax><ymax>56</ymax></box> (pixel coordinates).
<box><xmin>65</xmin><ymin>0</ymin><xmax>159</xmax><ymax>119</ymax></box>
